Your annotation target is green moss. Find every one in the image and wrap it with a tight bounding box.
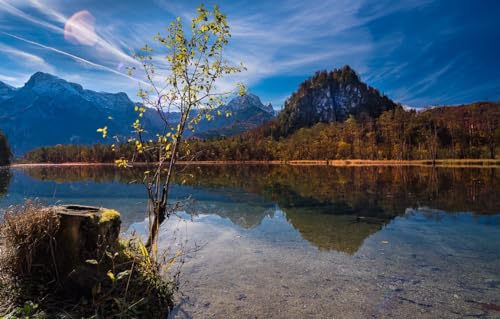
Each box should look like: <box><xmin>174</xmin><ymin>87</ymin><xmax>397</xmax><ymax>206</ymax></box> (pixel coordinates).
<box><xmin>98</xmin><ymin>208</ymin><xmax>120</xmax><ymax>224</ymax></box>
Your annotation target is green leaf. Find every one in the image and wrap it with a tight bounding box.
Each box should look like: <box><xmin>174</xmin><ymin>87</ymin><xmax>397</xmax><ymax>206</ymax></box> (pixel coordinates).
<box><xmin>85</xmin><ymin>259</ymin><xmax>98</xmax><ymax>265</ymax></box>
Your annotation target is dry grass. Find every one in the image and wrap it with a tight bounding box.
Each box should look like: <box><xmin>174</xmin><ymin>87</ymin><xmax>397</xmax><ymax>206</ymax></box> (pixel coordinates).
<box><xmin>0</xmin><ymin>201</ymin><xmax>175</xmax><ymax>318</ymax></box>
<box><xmin>0</xmin><ymin>201</ymin><xmax>60</xmax><ymax>276</ymax></box>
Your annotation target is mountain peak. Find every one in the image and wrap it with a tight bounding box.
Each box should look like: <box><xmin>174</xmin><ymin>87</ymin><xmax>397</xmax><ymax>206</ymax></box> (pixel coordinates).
<box><xmin>24</xmin><ymin>72</ymin><xmax>83</xmax><ymax>94</ymax></box>
<box><xmin>273</xmin><ymin>66</ymin><xmax>397</xmax><ymax>137</ymax></box>
<box><xmin>26</xmin><ymin>72</ymin><xmax>60</xmax><ymax>85</ymax></box>
<box><xmin>226</xmin><ymin>93</ymin><xmax>274</xmax><ymax>115</ymax></box>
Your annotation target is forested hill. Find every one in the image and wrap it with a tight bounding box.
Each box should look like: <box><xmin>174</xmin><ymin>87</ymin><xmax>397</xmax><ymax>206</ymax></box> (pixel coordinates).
<box><xmin>272</xmin><ymin>65</ymin><xmax>398</xmax><ymax>137</ymax></box>
<box><xmin>21</xmin><ymin>102</ymin><xmax>500</xmax><ymax>163</ymax></box>
<box><xmin>184</xmin><ymin>101</ymin><xmax>499</xmax><ymax>161</ymax></box>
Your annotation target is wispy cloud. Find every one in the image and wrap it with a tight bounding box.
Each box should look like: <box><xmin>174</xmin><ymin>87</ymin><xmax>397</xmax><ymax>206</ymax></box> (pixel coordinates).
<box><xmin>1</xmin><ymin>32</ymin><xmax>147</xmax><ymax>86</ymax></box>
<box><xmin>0</xmin><ymin>0</ymin><xmax>62</xmax><ymax>32</ymax></box>
<box><xmin>0</xmin><ymin>0</ymin><xmax>498</xmax><ymax>107</ymax></box>
<box><xmin>0</xmin><ymin>42</ymin><xmax>55</xmax><ymax>72</ymax></box>
<box><xmin>0</xmin><ymin>73</ymin><xmax>21</xmax><ymax>84</ymax></box>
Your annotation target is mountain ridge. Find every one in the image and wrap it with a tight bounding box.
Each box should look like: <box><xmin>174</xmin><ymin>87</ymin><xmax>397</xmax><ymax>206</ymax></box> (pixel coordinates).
<box><xmin>194</xmin><ymin>93</ymin><xmax>275</xmax><ymax>138</ymax></box>
<box><xmin>0</xmin><ymin>72</ymin><xmax>275</xmax><ymax>154</ymax></box>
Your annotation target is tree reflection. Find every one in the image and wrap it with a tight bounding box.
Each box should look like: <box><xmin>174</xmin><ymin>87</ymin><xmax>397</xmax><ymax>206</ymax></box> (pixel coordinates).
<box><xmin>17</xmin><ymin>165</ymin><xmax>500</xmax><ymax>254</ymax></box>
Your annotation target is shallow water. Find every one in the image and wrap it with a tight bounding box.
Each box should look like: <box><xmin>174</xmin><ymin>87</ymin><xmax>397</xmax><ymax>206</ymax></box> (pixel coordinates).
<box><xmin>0</xmin><ymin>165</ymin><xmax>499</xmax><ymax>318</ymax></box>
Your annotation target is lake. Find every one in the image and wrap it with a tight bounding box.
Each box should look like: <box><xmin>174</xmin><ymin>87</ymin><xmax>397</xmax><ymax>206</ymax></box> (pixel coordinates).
<box><xmin>0</xmin><ymin>165</ymin><xmax>499</xmax><ymax>318</ymax></box>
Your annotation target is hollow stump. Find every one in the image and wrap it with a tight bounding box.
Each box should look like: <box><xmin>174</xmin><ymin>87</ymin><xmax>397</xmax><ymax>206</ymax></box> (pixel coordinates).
<box><xmin>53</xmin><ymin>205</ymin><xmax>121</xmax><ymax>294</ymax></box>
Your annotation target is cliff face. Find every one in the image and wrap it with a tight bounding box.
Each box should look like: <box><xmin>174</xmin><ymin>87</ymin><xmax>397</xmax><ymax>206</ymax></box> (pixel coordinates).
<box><xmin>274</xmin><ymin>65</ymin><xmax>398</xmax><ymax>136</ymax></box>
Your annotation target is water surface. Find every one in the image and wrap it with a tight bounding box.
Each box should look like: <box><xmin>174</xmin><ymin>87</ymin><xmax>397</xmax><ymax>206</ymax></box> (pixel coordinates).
<box><xmin>0</xmin><ymin>165</ymin><xmax>499</xmax><ymax>318</ymax></box>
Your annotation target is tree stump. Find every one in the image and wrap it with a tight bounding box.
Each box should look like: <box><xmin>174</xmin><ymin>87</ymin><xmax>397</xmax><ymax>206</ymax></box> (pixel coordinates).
<box><xmin>53</xmin><ymin>205</ymin><xmax>121</xmax><ymax>293</ymax></box>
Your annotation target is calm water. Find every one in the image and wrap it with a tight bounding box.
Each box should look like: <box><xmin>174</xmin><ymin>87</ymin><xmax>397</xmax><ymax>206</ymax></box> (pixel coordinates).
<box><xmin>0</xmin><ymin>165</ymin><xmax>499</xmax><ymax>318</ymax></box>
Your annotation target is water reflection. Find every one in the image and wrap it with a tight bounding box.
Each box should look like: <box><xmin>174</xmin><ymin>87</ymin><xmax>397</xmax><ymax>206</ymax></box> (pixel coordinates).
<box><xmin>3</xmin><ymin>165</ymin><xmax>498</xmax><ymax>317</ymax></box>
<box><xmin>1</xmin><ymin>165</ymin><xmax>498</xmax><ymax>255</ymax></box>
<box><xmin>0</xmin><ymin>168</ymin><xmax>11</xmax><ymax>198</ymax></box>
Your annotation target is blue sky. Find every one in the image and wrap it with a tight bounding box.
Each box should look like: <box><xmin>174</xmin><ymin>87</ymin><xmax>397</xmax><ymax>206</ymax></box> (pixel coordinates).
<box><xmin>0</xmin><ymin>0</ymin><xmax>499</xmax><ymax>109</ymax></box>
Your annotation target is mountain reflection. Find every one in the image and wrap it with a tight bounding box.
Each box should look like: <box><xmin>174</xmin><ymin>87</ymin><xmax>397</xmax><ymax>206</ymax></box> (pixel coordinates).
<box><xmin>6</xmin><ymin>165</ymin><xmax>499</xmax><ymax>254</ymax></box>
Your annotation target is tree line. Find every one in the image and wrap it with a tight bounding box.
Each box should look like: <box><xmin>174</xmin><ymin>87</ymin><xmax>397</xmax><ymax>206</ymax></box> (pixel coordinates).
<box><xmin>185</xmin><ymin>102</ymin><xmax>499</xmax><ymax>161</ymax></box>
<box><xmin>21</xmin><ymin>102</ymin><xmax>499</xmax><ymax>163</ymax></box>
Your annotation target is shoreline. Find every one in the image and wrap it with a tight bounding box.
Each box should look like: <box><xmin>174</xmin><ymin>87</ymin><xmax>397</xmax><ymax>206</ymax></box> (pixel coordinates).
<box><xmin>8</xmin><ymin>159</ymin><xmax>500</xmax><ymax>168</ymax></box>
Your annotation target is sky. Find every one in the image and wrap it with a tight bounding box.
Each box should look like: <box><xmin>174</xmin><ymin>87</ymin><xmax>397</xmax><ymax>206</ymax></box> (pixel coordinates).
<box><xmin>0</xmin><ymin>0</ymin><xmax>499</xmax><ymax>109</ymax></box>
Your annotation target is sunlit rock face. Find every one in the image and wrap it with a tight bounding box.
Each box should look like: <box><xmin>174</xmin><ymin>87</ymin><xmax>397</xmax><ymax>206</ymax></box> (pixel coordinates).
<box><xmin>274</xmin><ymin>65</ymin><xmax>398</xmax><ymax>136</ymax></box>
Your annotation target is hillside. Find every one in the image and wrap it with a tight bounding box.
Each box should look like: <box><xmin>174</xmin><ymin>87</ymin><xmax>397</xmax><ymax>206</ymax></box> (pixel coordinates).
<box><xmin>185</xmin><ymin>101</ymin><xmax>500</xmax><ymax>161</ymax></box>
<box><xmin>273</xmin><ymin>65</ymin><xmax>398</xmax><ymax>137</ymax></box>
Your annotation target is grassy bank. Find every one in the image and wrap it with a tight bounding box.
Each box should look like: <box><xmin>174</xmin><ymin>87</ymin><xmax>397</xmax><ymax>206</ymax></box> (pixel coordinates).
<box><xmin>9</xmin><ymin>158</ymin><xmax>500</xmax><ymax>168</ymax></box>
<box><xmin>0</xmin><ymin>202</ymin><xmax>175</xmax><ymax>318</ymax></box>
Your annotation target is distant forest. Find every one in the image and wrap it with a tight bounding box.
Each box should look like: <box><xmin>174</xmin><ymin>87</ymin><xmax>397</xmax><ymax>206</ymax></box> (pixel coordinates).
<box><xmin>21</xmin><ymin>102</ymin><xmax>499</xmax><ymax>163</ymax></box>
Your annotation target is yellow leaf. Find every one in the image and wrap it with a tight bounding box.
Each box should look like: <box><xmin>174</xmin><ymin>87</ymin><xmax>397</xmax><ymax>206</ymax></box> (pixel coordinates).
<box><xmin>107</xmin><ymin>271</ymin><xmax>115</xmax><ymax>282</ymax></box>
<box><xmin>138</xmin><ymin>240</ymin><xmax>150</xmax><ymax>261</ymax></box>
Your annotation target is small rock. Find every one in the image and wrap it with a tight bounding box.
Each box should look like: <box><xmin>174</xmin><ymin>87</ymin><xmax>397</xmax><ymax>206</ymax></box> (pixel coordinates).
<box><xmin>237</xmin><ymin>294</ymin><xmax>247</xmax><ymax>301</ymax></box>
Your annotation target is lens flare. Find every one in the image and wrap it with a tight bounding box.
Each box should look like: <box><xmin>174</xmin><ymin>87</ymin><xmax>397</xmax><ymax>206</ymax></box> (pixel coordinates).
<box><xmin>64</xmin><ymin>10</ymin><xmax>97</xmax><ymax>46</ymax></box>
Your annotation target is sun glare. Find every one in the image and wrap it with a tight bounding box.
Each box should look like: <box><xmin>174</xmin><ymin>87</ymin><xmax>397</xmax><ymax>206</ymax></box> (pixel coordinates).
<box><xmin>64</xmin><ymin>10</ymin><xmax>98</xmax><ymax>46</ymax></box>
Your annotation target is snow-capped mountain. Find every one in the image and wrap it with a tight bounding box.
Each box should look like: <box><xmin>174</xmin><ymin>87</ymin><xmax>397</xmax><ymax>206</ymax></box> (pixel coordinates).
<box><xmin>194</xmin><ymin>93</ymin><xmax>276</xmax><ymax>138</ymax></box>
<box><xmin>0</xmin><ymin>73</ymin><xmax>274</xmax><ymax>154</ymax></box>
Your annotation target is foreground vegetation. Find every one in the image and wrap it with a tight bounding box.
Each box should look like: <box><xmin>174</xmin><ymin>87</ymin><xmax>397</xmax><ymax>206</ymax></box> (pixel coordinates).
<box><xmin>0</xmin><ymin>201</ymin><xmax>175</xmax><ymax>318</ymax></box>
